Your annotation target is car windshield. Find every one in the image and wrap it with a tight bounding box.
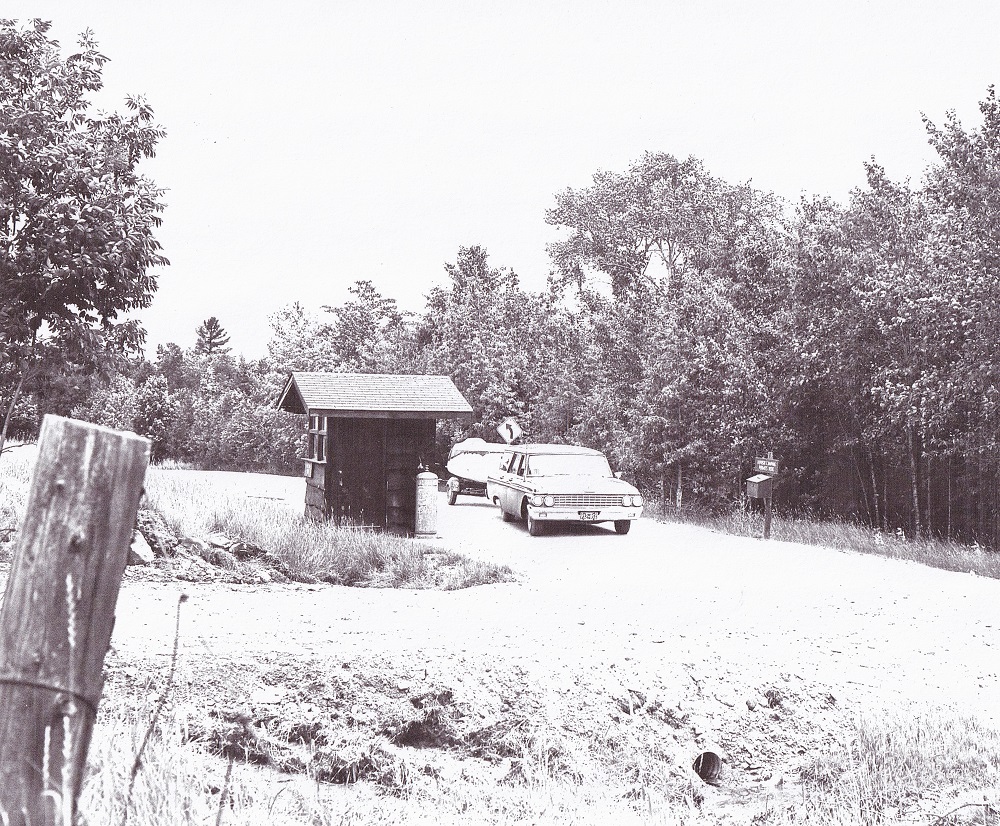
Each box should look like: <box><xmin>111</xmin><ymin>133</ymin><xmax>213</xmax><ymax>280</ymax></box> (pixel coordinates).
<box><xmin>526</xmin><ymin>453</ymin><xmax>612</xmax><ymax>477</ymax></box>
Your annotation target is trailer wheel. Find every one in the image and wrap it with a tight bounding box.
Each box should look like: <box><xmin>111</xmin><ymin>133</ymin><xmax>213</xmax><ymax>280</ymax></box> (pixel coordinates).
<box><xmin>447</xmin><ymin>489</ymin><xmax>458</xmax><ymax>505</ymax></box>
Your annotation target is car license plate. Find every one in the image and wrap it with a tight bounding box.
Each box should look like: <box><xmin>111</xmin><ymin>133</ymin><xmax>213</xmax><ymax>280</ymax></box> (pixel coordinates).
<box><xmin>579</xmin><ymin>511</ymin><xmax>600</xmax><ymax>521</ymax></box>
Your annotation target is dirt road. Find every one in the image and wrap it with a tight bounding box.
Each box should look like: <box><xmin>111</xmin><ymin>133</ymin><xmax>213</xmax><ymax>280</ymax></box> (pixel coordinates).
<box><xmin>113</xmin><ymin>485</ymin><xmax>1000</xmax><ymax>728</ymax></box>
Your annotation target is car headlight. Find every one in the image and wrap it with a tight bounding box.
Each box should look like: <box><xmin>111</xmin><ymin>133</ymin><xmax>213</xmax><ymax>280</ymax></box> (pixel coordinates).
<box><xmin>531</xmin><ymin>494</ymin><xmax>544</xmax><ymax>506</ymax></box>
<box><xmin>633</xmin><ymin>494</ymin><xmax>643</xmax><ymax>507</ymax></box>
<box><xmin>622</xmin><ymin>495</ymin><xmax>632</xmax><ymax>506</ymax></box>
<box><xmin>623</xmin><ymin>494</ymin><xmax>642</xmax><ymax>507</ymax></box>
<box><xmin>543</xmin><ymin>495</ymin><xmax>554</xmax><ymax>507</ymax></box>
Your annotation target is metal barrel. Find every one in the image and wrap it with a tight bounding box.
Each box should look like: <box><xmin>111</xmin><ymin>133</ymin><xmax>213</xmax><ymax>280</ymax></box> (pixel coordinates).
<box><xmin>414</xmin><ymin>470</ymin><xmax>439</xmax><ymax>537</ymax></box>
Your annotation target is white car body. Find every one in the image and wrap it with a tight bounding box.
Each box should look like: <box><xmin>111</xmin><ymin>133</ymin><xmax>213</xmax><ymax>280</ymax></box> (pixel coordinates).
<box><xmin>485</xmin><ymin>444</ymin><xmax>643</xmax><ymax>536</ymax></box>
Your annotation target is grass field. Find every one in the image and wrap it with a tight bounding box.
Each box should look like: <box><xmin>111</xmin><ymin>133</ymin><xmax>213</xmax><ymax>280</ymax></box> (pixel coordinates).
<box><xmin>648</xmin><ymin>498</ymin><xmax>1000</xmax><ymax>581</ymax></box>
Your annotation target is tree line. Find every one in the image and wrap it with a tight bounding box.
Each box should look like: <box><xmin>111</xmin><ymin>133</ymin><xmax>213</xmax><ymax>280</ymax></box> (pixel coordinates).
<box><xmin>4</xmin><ymin>22</ymin><xmax>1000</xmax><ymax>546</ymax></box>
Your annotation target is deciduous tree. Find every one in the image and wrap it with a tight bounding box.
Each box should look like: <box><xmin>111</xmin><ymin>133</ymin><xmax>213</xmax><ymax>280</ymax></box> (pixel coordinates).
<box><xmin>324</xmin><ymin>280</ymin><xmax>405</xmax><ymax>372</ymax></box>
<box><xmin>546</xmin><ymin>153</ymin><xmax>728</xmax><ymax>297</ymax></box>
<box><xmin>417</xmin><ymin>246</ymin><xmax>543</xmax><ymax>444</ymax></box>
<box><xmin>0</xmin><ymin>20</ymin><xmax>167</xmax><ymax>454</ymax></box>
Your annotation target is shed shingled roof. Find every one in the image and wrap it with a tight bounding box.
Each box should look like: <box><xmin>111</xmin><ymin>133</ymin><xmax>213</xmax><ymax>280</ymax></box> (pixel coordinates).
<box><xmin>276</xmin><ymin>372</ymin><xmax>473</xmax><ymax>419</ymax></box>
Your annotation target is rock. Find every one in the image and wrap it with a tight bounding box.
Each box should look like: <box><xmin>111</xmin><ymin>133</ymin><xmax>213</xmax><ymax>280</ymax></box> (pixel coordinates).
<box><xmin>764</xmin><ymin>688</ymin><xmax>784</xmax><ymax>709</ymax></box>
<box><xmin>615</xmin><ymin>688</ymin><xmax>647</xmax><ymax>714</ymax></box>
<box><xmin>201</xmin><ymin>545</ymin><xmax>239</xmax><ymax>570</ymax></box>
<box><xmin>128</xmin><ymin>532</ymin><xmax>155</xmax><ymax>565</ymax></box>
<box><xmin>135</xmin><ymin>508</ymin><xmax>179</xmax><ymax>557</ymax></box>
<box><xmin>231</xmin><ymin>541</ymin><xmax>266</xmax><ymax>559</ymax></box>
<box><xmin>204</xmin><ymin>531</ymin><xmax>234</xmax><ymax>549</ymax></box>
<box><xmin>261</xmin><ymin>552</ymin><xmax>287</xmax><ymax>571</ymax></box>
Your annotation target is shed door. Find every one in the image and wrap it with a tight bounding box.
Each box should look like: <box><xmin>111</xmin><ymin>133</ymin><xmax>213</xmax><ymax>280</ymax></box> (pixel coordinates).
<box><xmin>328</xmin><ymin>419</ymin><xmax>387</xmax><ymax>528</ymax></box>
<box><xmin>326</xmin><ymin>417</ymin><xmax>435</xmax><ymax>533</ymax></box>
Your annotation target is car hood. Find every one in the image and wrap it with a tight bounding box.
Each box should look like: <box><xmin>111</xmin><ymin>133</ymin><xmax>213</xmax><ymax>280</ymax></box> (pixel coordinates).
<box><xmin>527</xmin><ymin>475</ymin><xmax>640</xmax><ymax>495</ymax></box>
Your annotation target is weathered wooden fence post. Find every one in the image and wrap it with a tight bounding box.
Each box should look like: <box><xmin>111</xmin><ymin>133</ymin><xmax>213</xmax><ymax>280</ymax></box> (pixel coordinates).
<box><xmin>0</xmin><ymin>415</ymin><xmax>150</xmax><ymax>826</ymax></box>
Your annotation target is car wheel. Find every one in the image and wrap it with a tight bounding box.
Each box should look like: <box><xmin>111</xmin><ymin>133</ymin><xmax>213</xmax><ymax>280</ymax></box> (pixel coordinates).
<box><xmin>527</xmin><ymin>512</ymin><xmax>544</xmax><ymax>536</ymax></box>
<box><xmin>447</xmin><ymin>489</ymin><xmax>458</xmax><ymax>506</ymax></box>
<box><xmin>614</xmin><ymin>520</ymin><xmax>631</xmax><ymax>535</ymax></box>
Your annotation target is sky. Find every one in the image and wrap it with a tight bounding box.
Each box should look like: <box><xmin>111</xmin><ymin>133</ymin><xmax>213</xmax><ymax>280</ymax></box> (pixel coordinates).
<box><xmin>11</xmin><ymin>1</ymin><xmax>1000</xmax><ymax>358</ymax></box>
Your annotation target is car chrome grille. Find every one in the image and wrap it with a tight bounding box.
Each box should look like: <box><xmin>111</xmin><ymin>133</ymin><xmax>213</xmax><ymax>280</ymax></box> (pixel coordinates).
<box><xmin>552</xmin><ymin>494</ymin><xmax>624</xmax><ymax>508</ymax></box>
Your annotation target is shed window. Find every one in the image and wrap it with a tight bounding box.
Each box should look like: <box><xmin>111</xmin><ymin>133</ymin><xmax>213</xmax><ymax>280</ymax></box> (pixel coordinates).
<box><xmin>307</xmin><ymin>433</ymin><xmax>327</xmax><ymax>463</ymax></box>
<box><xmin>306</xmin><ymin>414</ymin><xmax>328</xmax><ymax>464</ymax></box>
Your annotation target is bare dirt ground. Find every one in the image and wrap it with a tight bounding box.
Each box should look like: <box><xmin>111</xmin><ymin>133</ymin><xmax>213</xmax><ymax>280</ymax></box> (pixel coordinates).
<box><xmin>94</xmin><ymin>472</ymin><xmax>1000</xmax><ymax>821</ymax></box>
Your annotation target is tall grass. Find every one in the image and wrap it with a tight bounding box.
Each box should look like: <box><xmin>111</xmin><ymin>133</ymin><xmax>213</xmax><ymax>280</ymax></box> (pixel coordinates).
<box><xmin>650</xmin><ymin>497</ymin><xmax>1000</xmax><ymax>579</ymax></box>
<box><xmin>143</xmin><ymin>468</ymin><xmax>514</xmax><ymax>589</ymax></box>
<box><xmin>0</xmin><ymin>443</ymin><xmax>35</xmax><ymax>557</ymax></box>
<box><xmin>799</xmin><ymin>709</ymin><xmax>1000</xmax><ymax>825</ymax></box>
<box><xmin>81</xmin><ymin>710</ymin><xmax>346</xmax><ymax>826</ymax></box>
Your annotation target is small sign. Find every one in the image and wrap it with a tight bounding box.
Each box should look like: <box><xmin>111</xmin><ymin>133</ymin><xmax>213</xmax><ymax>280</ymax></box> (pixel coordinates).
<box><xmin>497</xmin><ymin>417</ymin><xmax>523</xmax><ymax>444</ymax></box>
<box><xmin>755</xmin><ymin>456</ymin><xmax>780</xmax><ymax>475</ymax></box>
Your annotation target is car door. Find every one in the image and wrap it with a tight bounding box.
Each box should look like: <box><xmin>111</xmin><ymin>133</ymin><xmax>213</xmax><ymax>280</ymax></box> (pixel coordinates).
<box><xmin>488</xmin><ymin>451</ymin><xmax>515</xmax><ymax>510</ymax></box>
<box><xmin>504</xmin><ymin>452</ymin><xmax>527</xmax><ymax>516</ymax></box>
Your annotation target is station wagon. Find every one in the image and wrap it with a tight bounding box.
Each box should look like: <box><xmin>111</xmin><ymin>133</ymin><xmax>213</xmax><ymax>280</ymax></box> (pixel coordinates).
<box><xmin>485</xmin><ymin>444</ymin><xmax>643</xmax><ymax>536</ymax></box>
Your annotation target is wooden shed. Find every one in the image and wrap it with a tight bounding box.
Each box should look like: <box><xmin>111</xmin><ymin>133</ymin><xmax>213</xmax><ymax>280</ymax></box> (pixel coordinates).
<box><xmin>277</xmin><ymin>372</ymin><xmax>473</xmax><ymax>533</ymax></box>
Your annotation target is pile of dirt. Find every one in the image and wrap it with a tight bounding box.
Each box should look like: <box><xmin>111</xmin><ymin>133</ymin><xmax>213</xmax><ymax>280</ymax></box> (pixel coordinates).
<box><xmin>101</xmin><ymin>646</ymin><xmax>857</xmax><ymax>815</ymax></box>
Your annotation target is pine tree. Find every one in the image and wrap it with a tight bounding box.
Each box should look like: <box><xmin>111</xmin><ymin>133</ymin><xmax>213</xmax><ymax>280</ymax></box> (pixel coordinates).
<box><xmin>194</xmin><ymin>317</ymin><xmax>232</xmax><ymax>356</ymax></box>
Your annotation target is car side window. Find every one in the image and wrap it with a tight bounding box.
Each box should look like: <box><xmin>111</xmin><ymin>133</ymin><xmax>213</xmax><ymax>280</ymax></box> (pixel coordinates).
<box><xmin>500</xmin><ymin>452</ymin><xmax>515</xmax><ymax>472</ymax></box>
<box><xmin>513</xmin><ymin>454</ymin><xmax>525</xmax><ymax>477</ymax></box>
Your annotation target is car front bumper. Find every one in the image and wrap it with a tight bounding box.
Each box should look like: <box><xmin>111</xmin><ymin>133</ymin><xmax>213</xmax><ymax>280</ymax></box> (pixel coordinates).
<box><xmin>528</xmin><ymin>506</ymin><xmax>643</xmax><ymax>523</ymax></box>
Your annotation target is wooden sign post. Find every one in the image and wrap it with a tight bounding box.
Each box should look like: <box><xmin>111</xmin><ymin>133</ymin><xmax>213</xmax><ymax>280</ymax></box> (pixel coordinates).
<box><xmin>752</xmin><ymin>453</ymin><xmax>780</xmax><ymax>540</ymax></box>
<box><xmin>0</xmin><ymin>416</ymin><xmax>149</xmax><ymax>826</ymax></box>
<box><xmin>763</xmin><ymin>482</ymin><xmax>773</xmax><ymax>540</ymax></box>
